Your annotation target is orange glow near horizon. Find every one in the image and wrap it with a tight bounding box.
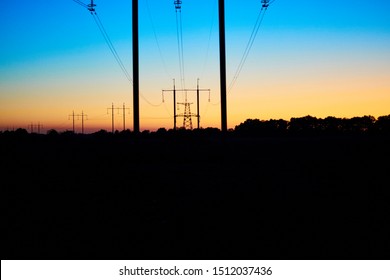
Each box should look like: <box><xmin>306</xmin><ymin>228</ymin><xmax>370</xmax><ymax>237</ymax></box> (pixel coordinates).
<box><xmin>1</xmin><ymin>51</ymin><xmax>389</xmax><ymax>133</ymax></box>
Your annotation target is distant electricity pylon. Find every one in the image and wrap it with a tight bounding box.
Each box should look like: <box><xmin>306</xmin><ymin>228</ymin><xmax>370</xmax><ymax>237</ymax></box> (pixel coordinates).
<box><xmin>107</xmin><ymin>103</ymin><xmax>130</xmax><ymax>133</ymax></box>
<box><xmin>28</xmin><ymin>123</ymin><xmax>43</xmax><ymax>134</ymax></box>
<box><xmin>177</xmin><ymin>99</ymin><xmax>195</xmax><ymax>130</ymax></box>
<box><xmin>68</xmin><ymin>111</ymin><xmax>88</xmax><ymax>134</ymax></box>
<box><xmin>163</xmin><ymin>79</ymin><xmax>210</xmax><ymax>130</ymax></box>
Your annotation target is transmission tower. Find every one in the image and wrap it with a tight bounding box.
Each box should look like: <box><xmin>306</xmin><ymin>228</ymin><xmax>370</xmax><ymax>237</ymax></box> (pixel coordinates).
<box><xmin>163</xmin><ymin>79</ymin><xmax>210</xmax><ymax>130</ymax></box>
<box><xmin>177</xmin><ymin>94</ymin><xmax>195</xmax><ymax>130</ymax></box>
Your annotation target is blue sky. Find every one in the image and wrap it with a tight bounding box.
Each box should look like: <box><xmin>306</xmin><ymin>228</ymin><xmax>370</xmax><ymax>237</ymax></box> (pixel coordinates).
<box><xmin>1</xmin><ymin>0</ymin><xmax>389</xmax><ymax>131</ymax></box>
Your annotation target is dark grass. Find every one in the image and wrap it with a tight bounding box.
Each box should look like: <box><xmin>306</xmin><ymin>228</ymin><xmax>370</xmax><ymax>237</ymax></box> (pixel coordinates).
<box><xmin>1</xmin><ymin>132</ymin><xmax>389</xmax><ymax>259</ymax></box>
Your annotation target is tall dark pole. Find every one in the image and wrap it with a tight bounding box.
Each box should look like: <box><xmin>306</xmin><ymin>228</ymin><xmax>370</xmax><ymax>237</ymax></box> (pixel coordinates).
<box><xmin>72</xmin><ymin>111</ymin><xmax>75</xmax><ymax>133</ymax></box>
<box><xmin>81</xmin><ymin>111</ymin><xmax>84</xmax><ymax>134</ymax></box>
<box><xmin>111</xmin><ymin>103</ymin><xmax>115</xmax><ymax>133</ymax></box>
<box><xmin>132</xmin><ymin>0</ymin><xmax>140</xmax><ymax>133</ymax></box>
<box><xmin>173</xmin><ymin>79</ymin><xmax>177</xmax><ymax>130</ymax></box>
<box><xmin>219</xmin><ymin>0</ymin><xmax>227</xmax><ymax>132</ymax></box>
<box><xmin>197</xmin><ymin>79</ymin><xmax>200</xmax><ymax>129</ymax></box>
<box><xmin>123</xmin><ymin>103</ymin><xmax>126</xmax><ymax>131</ymax></box>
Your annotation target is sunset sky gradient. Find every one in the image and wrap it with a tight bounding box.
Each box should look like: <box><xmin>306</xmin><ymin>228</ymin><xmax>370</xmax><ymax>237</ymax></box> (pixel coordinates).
<box><xmin>1</xmin><ymin>0</ymin><xmax>389</xmax><ymax>132</ymax></box>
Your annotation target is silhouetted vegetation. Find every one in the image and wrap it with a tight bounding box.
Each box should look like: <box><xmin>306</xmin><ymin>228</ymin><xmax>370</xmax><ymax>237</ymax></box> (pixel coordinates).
<box><xmin>235</xmin><ymin>114</ymin><xmax>390</xmax><ymax>136</ymax></box>
<box><xmin>234</xmin><ymin>118</ymin><xmax>288</xmax><ymax>136</ymax></box>
<box><xmin>2</xmin><ymin>114</ymin><xmax>389</xmax><ymax>138</ymax></box>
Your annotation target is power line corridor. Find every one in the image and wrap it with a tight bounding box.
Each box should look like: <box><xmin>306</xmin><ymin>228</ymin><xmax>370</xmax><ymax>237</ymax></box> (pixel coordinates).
<box><xmin>71</xmin><ymin>0</ymin><xmax>276</xmax><ymax>131</ymax></box>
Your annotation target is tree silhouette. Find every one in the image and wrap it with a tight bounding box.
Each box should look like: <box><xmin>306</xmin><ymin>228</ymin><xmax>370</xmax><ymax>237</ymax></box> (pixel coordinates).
<box><xmin>344</xmin><ymin>115</ymin><xmax>376</xmax><ymax>134</ymax></box>
<box><xmin>15</xmin><ymin>128</ymin><xmax>28</xmax><ymax>136</ymax></box>
<box><xmin>374</xmin><ymin>114</ymin><xmax>390</xmax><ymax>134</ymax></box>
<box><xmin>47</xmin><ymin>129</ymin><xmax>59</xmax><ymax>136</ymax></box>
<box><xmin>288</xmin><ymin>115</ymin><xmax>320</xmax><ymax>135</ymax></box>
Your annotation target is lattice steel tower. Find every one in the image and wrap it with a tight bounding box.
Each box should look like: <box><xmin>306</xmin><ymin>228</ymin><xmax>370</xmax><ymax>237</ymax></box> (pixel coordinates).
<box><xmin>177</xmin><ymin>92</ymin><xmax>196</xmax><ymax>130</ymax></box>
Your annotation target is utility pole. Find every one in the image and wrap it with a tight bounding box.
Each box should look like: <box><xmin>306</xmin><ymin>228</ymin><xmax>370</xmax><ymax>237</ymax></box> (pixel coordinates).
<box><xmin>197</xmin><ymin>79</ymin><xmax>200</xmax><ymax>129</ymax></box>
<box><xmin>219</xmin><ymin>0</ymin><xmax>227</xmax><ymax>132</ymax></box>
<box><xmin>108</xmin><ymin>103</ymin><xmax>130</xmax><ymax>132</ymax></box>
<box><xmin>29</xmin><ymin>123</ymin><xmax>34</xmax><ymax>134</ymax></box>
<box><xmin>108</xmin><ymin>103</ymin><xmax>115</xmax><ymax>133</ymax></box>
<box><xmin>68</xmin><ymin>111</ymin><xmax>87</xmax><ymax>134</ymax></box>
<box><xmin>29</xmin><ymin>123</ymin><xmax>43</xmax><ymax>134</ymax></box>
<box><xmin>162</xmin><ymin>79</ymin><xmax>177</xmax><ymax>130</ymax></box>
<box><xmin>174</xmin><ymin>80</ymin><xmax>177</xmax><ymax>130</ymax></box>
<box><xmin>133</xmin><ymin>0</ymin><xmax>140</xmax><ymax>133</ymax></box>
<box><xmin>69</xmin><ymin>111</ymin><xmax>76</xmax><ymax>133</ymax></box>
<box><xmin>122</xmin><ymin>103</ymin><xmax>130</xmax><ymax>131</ymax></box>
<box><xmin>80</xmin><ymin>111</ymin><xmax>87</xmax><ymax>134</ymax></box>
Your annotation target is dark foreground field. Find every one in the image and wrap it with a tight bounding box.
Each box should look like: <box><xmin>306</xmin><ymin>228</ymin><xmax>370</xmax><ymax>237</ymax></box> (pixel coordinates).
<box><xmin>1</xmin><ymin>131</ymin><xmax>389</xmax><ymax>259</ymax></box>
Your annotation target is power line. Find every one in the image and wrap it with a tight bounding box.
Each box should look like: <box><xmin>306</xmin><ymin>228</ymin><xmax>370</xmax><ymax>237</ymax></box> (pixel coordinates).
<box><xmin>144</xmin><ymin>0</ymin><xmax>172</xmax><ymax>79</ymax></box>
<box><xmin>228</xmin><ymin>2</ymin><xmax>270</xmax><ymax>94</ymax></box>
<box><xmin>175</xmin><ymin>10</ymin><xmax>183</xmax><ymax>89</ymax></box>
<box><xmin>72</xmin><ymin>0</ymin><xmax>164</xmax><ymax>111</ymax></box>
<box><xmin>72</xmin><ymin>0</ymin><xmax>88</xmax><ymax>9</ymax></box>
<box><xmin>73</xmin><ymin>1</ymin><xmax>132</xmax><ymax>83</ymax></box>
<box><xmin>200</xmin><ymin>0</ymin><xmax>217</xmax><ymax>80</ymax></box>
<box><xmin>179</xmin><ymin>11</ymin><xmax>185</xmax><ymax>90</ymax></box>
<box><xmin>92</xmin><ymin>12</ymin><xmax>133</xmax><ymax>83</ymax></box>
<box><xmin>175</xmin><ymin>1</ymin><xmax>186</xmax><ymax>90</ymax></box>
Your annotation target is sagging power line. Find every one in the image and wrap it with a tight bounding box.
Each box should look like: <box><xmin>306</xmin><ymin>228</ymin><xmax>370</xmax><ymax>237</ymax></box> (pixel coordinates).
<box><xmin>174</xmin><ymin>1</ymin><xmax>186</xmax><ymax>90</ymax></box>
<box><xmin>228</xmin><ymin>0</ymin><xmax>275</xmax><ymax>94</ymax></box>
<box><xmin>145</xmin><ymin>0</ymin><xmax>172</xmax><ymax>80</ymax></box>
<box><xmin>73</xmin><ymin>0</ymin><xmax>167</xmax><ymax>132</ymax></box>
<box><xmin>72</xmin><ymin>0</ymin><xmax>132</xmax><ymax>84</ymax></box>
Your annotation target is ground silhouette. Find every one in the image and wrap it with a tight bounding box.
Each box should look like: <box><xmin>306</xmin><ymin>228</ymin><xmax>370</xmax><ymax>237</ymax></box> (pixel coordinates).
<box><xmin>1</xmin><ymin>115</ymin><xmax>390</xmax><ymax>259</ymax></box>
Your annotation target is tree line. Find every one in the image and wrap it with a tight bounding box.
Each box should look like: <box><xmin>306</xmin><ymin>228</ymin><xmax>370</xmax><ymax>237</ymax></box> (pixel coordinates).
<box><xmin>1</xmin><ymin>114</ymin><xmax>390</xmax><ymax>137</ymax></box>
<box><xmin>234</xmin><ymin>115</ymin><xmax>390</xmax><ymax>136</ymax></box>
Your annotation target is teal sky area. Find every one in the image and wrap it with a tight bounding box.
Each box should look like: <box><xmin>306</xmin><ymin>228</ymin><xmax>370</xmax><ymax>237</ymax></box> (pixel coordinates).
<box><xmin>0</xmin><ymin>0</ymin><xmax>389</xmax><ymax>132</ymax></box>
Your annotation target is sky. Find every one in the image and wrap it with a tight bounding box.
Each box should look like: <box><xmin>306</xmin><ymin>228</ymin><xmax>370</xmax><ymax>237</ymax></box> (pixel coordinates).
<box><xmin>0</xmin><ymin>0</ymin><xmax>389</xmax><ymax>133</ymax></box>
